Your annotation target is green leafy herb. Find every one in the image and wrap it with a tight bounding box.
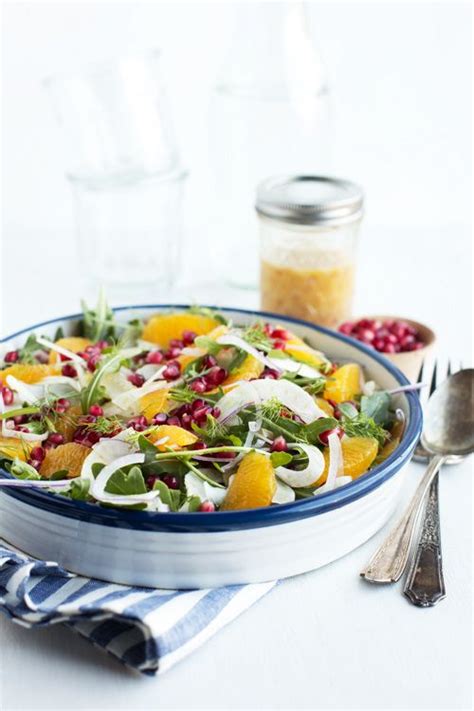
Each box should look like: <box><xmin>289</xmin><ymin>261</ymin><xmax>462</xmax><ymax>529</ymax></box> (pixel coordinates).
<box><xmin>360</xmin><ymin>391</ymin><xmax>392</xmax><ymax>426</ymax></box>
<box><xmin>193</xmin><ymin>336</ymin><xmax>222</xmax><ymax>357</ymax></box>
<box><xmin>81</xmin><ymin>289</ymin><xmax>116</xmax><ymax>342</ymax></box>
<box><xmin>119</xmin><ymin>318</ymin><xmax>143</xmax><ymax>347</ymax></box>
<box><xmin>91</xmin><ymin>462</ymin><xmax>105</xmax><ymax>478</ymax></box>
<box><xmin>281</xmin><ymin>373</ymin><xmax>326</xmax><ymax>395</ymax></box>
<box><xmin>50</xmin><ymin>469</ymin><xmax>69</xmax><ymax>480</ymax></box>
<box><xmin>305</xmin><ymin>417</ymin><xmax>338</xmax><ymax>443</ymax></box>
<box><xmin>191</xmin><ymin>414</ymin><xmax>231</xmax><ymax>446</ymax></box>
<box><xmin>270</xmin><ymin>451</ymin><xmax>293</xmax><ymax>468</ymax></box>
<box><xmin>17</xmin><ymin>333</ymin><xmax>42</xmax><ymax>365</ymax></box>
<box><xmin>68</xmin><ymin>478</ymin><xmax>91</xmax><ymax>500</ymax></box>
<box><xmin>188</xmin><ymin>305</ymin><xmax>228</xmax><ymax>325</ymax></box>
<box><xmin>342</xmin><ymin>413</ymin><xmax>389</xmax><ymax>447</ymax></box>
<box><xmin>80</xmin><ymin>347</ymin><xmax>136</xmax><ymax>413</ymax></box>
<box><xmin>104</xmin><ymin>464</ymin><xmax>147</xmax><ymax>496</ymax></box>
<box><xmin>152</xmin><ymin>479</ymin><xmax>182</xmax><ymax>511</ymax></box>
<box><xmin>241</xmin><ymin>323</ymin><xmax>273</xmax><ymax>353</ymax></box>
<box><xmin>8</xmin><ymin>458</ymin><xmax>41</xmax><ymax>480</ymax></box>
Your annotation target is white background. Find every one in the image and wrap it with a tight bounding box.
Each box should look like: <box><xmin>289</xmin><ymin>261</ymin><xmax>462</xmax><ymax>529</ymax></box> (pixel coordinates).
<box><xmin>0</xmin><ymin>2</ymin><xmax>472</xmax><ymax>710</ymax></box>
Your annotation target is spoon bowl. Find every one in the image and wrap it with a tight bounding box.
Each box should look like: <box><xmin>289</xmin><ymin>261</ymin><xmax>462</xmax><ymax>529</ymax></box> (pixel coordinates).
<box><xmin>422</xmin><ymin>369</ymin><xmax>474</xmax><ymax>457</ymax></box>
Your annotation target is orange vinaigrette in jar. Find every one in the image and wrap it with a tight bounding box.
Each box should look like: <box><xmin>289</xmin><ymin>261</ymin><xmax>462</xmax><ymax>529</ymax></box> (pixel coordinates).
<box><xmin>256</xmin><ymin>176</ymin><xmax>363</xmax><ymax>329</ymax></box>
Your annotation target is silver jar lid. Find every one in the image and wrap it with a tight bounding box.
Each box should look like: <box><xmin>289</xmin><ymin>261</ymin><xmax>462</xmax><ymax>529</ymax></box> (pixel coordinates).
<box><xmin>255</xmin><ymin>175</ymin><xmax>364</xmax><ymax>226</ymax></box>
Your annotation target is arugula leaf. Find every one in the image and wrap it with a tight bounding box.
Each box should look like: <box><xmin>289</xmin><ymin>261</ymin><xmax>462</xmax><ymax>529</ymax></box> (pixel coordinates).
<box><xmin>305</xmin><ymin>417</ymin><xmax>338</xmax><ymax>443</ymax></box>
<box><xmin>80</xmin><ymin>289</ymin><xmax>116</xmax><ymax>342</ymax></box>
<box><xmin>81</xmin><ymin>347</ymin><xmax>137</xmax><ymax>413</ymax></box>
<box><xmin>8</xmin><ymin>458</ymin><xmax>41</xmax><ymax>480</ymax></box>
<box><xmin>338</xmin><ymin>401</ymin><xmax>359</xmax><ymax>419</ymax></box>
<box><xmin>360</xmin><ymin>391</ymin><xmax>391</xmax><ymax>426</ymax></box>
<box><xmin>50</xmin><ymin>469</ymin><xmax>69</xmax><ymax>480</ymax></box>
<box><xmin>152</xmin><ymin>479</ymin><xmax>181</xmax><ymax>511</ymax></box>
<box><xmin>91</xmin><ymin>462</ymin><xmax>106</xmax><ymax>478</ymax></box>
<box><xmin>282</xmin><ymin>373</ymin><xmax>326</xmax><ymax>395</ymax></box>
<box><xmin>185</xmin><ymin>495</ymin><xmax>202</xmax><ymax>512</ymax></box>
<box><xmin>69</xmin><ymin>478</ymin><xmax>91</xmax><ymax>500</ymax></box>
<box><xmin>191</xmin><ymin>414</ymin><xmax>231</xmax><ymax>446</ymax></box>
<box><xmin>17</xmin><ymin>333</ymin><xmax>42</xmax><ymax>365</ymax></box>
<box><xmin>188</xmin><ymin>306</ymin><xmax>228</xmax><ymax>325</ymax></box>
<box><xmin>193</xmin><ymin>336</ymin><xmax>222</xmax><ymax>356</ymax></box>
<box><xmin>270</xmin><ymin>451</ymin><xmax>293</xmax><ymax>468</ymax></box>
<box><xmin>53</xmin><ymin>326</ymin><xmax>65</xmax><ymax>341</ymax></box>
<box><xmin>104</xmin><ymin>465</ymin><xmax>147</xmax><ymax>496</ymax></box>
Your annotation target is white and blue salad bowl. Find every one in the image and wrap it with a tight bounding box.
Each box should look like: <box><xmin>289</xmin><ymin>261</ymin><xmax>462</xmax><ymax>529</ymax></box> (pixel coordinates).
<box><xmin>0</xmin><ymin>306</ymin><xmax>422</xmax><ymax>589</ymax></box>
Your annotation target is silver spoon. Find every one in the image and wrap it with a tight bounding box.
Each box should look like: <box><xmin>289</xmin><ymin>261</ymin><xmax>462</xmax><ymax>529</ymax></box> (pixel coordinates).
<box><xmin>360</xmin><ymin>369</ymin><xmax>474</xmax><ymax>584</ymax></box>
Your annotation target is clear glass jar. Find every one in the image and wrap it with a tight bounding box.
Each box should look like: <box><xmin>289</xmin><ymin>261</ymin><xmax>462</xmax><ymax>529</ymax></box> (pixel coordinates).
<box><xmin>257</xmin><ymin>175</ymin><xmax>363</xmax><ymax>329</ymax></box>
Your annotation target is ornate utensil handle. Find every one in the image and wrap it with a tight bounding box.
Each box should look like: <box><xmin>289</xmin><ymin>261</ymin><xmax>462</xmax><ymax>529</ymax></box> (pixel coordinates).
<box><xmin>360</xmin><ymin>454</ymin><xmax>446</xmax><ymax>583</ymax></box>
<box><xmin>403</xmin><ymin>473</ymin><xmax>446</xmax><ymax>606</ymax></box>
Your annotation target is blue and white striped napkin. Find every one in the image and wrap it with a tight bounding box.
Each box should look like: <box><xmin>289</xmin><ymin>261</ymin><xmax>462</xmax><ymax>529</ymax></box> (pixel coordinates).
<box><xmin>0</xmin><ymin>543</ymin><xmax>276</xmax><ymax>675</ymax></box>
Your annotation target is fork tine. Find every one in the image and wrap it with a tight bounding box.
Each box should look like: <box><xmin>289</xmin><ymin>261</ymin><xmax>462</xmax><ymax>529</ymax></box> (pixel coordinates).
<box><xmin>447</xmin><ymin>360</ymin><xmax>452</xmax><ymax>377</ymax></box>
<box><xmin>415</xmin><ymin>360</ymin><xmax>424</xmax><ymax>385</ymax></box>
<box><xmin>429</xmin><ymin>360</ymin><xmax>438</xmax><ymax>396</ymax></box>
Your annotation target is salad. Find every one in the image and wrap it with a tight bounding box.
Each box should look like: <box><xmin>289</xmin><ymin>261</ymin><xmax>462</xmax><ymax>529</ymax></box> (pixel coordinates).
<box><xmin>0</xmin><ymin>295</ymin><xmax>405</xmax><ymax>513</ymax></box>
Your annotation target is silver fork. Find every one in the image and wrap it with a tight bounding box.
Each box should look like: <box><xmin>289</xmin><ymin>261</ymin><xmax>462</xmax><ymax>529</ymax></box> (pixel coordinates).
<box><xmin>403</xmin><ymin>359</ymin><xmax>464</xmax><ymax>607</ymax></box>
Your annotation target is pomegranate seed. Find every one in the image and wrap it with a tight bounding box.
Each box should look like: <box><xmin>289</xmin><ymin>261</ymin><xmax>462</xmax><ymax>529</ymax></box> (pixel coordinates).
<box><xmin>87</xmin><ymin>355</ymin><xmax>101</xmax><ymax>372</ymax></box>
<box><xmin>273</xmin><ymin>340</ymin><xmax>286</xmax><ymax>350</ymax></box>
<box><xmin>261</xmin><ymin>367</ymin><xmax>279</xmax><ymax>379</ymax></box>
<box><xmin>89</xmin><ymin>404</ymin><xmax>103</xmax><ymax>417</ymax></box>
<box><xmin>62</xmin><ymin>363</ymin><xmax>77</xmax><ymax>378</ymax></box>
<box><xmin>202</xmin><ymin>355</ymin><xmax>217</xmax><ymax>369</ymax></box>
<box><xmin>162</xmin><ymin>474</ymin><xmax>179</xmax><ymax>490</ymax></box>
<box><xmin>4</xmin><ymin>350</ymin><xmax>19</xmax><ymax>363</ymax></box>
<box><xmin>385</xmin><ymin>333</ymin><xmax>398</xmax><ymax>345</ymax></box>
<box><xmin>199</xmin><ymin>500</ymin><xmax>215</xmax><ymax>512</ymax></box>
<box><xmin>213</xmin><ymin>450</ymin><xmax>236</xmax><ymax>460</ymax></box>
<box><xmin>389</xmin><ymin>322</ymin><xmax>408</xmax><ymax>339</ymax></box>
<box><xmin>319</xmin><ymin>427</ymin><xmax>343</xmax><ymax>445</ymax></box>
<box><xmin>190</xmin><ymin>379</ymin><xmax>207</xmax><ymax>393</ymax></box>
<box><xmin>182</xmin><ymin>330</ymin><xmax>197</xmax><ymax>345</ymax></box>
<box><xmin>181</xmin><ymin>413</ymin><xmax>193</xmax><ymax>429</ymax></box>
<box><xmin>374</xmin><ymin>327</ymin><xmax>389</xmax><ymax>339</ymax></box>
<box><xmin>358</xmin><ymin>318</ymin><xmax>375</xmax><ymax>329</ymax></box>
<box><xmin>80</xmin><ymin>414</ymin><xmax>97</xmax><ymax>424</ymax></box>
<box><xmin>15</xmin><ymin>425</ymin><xmax>29</xmax><ymax>432</ymax></box>
<box><xmin>163</xmin><ymin>361</ymin><xmax>181</xmax><ymax>381</ymax></box>
<box><xmin>204</xmin><ymin>367</ymin><xmax>227</xmax><ymax>387</ymax></box>
<box><xmin>96</xmin><ymin>340</ymin><xmax>109</xmax><ymax>351</ymax></box>
<box><xmin>152</xmin><ymin>412</ymin><xmax>168</xmax><ymax>425</ymax></box>
<box><xmin>400</xmin><ymin>334</ymin><xmax>416</xmax><ymax>350</ymax></box>
<box><xmin>35</xmin><ymin>351</ymin><xmax>49</xmax><ymax>364</ymax></box>
<box><xmin>167</xmin><ymin>416</ymin><xmax>181</xmax><ymax>427</ymax></box>
<box><xmin>127</xmin><ymin>415</ymin><xmax>148</xmax><ymax>431</ymax></box>
<box><xmin>413</xmin><ymin>342</ymin><xmax>424</xmax><ymax>350</ymax></box>
<box><xmin>85</xmin><ymin>345</ymin><xmax>101</xmax><ymax>356</ymax></box>
<box><xmin>54</xmin><ymin>397</ymin><xmax>71</xmax><ymax>414</ymax></box>
<box><xmin>338</xmin><ymin>322</ymin><xmax>354</xmax><ymax>335</ymax></box>
<box><xmin>165</xmin><ymin>347</ymin><xmax>182</xmax><ymax>360</ymax></box>
<box><xmin>28</xmin><ymin>459</ymin><xmax>42</xmax><ymax>470</ymax></box>
<box><xmin>271</xmin><ymin>328</ymin><xmax>290</xmax><ymax>341</ymax></box>
<box><xmin>146</xmin><ymin>475</ymin><xmax>158</xmax><ymax>490</ymax></box>
<box><xmin>358</xmin><ymin>328</ymin><xmax>375</xmax><ymax>343</ymax></box>
<box><xmin>211</xmin><ymin>407</ymin><xmax>221</xmax><ymax>419</ymax></box>
<box><xmin>146</xmin><ymin>350</ymin><xmax>163</xmax><ymax>365</ymax></box>
<box><xmin>1</xmin><ymin>387</ymin><xmax>14</xmax><ymax>406</ymax></box>
<box><xmin>128</xmin><ymin>373</ymin><xmax>145</xmax><ymax>388</ymax></box>
<box><xmin>191</xmin><ymin>399</ymin><xmax>206</xmax><ymax>412</ymax></box>
<box><xmin>270</xmin><ymin>436</ymin><xmax>288</xmax><ymax>452</ymax></box>
<box><xmin>383</xmin><ymin>343</ymin><xmax>397</xmax><ymax>353</ymax></box>
<box><xmin>193</xmin><ymin>406</ymin><xmax>211</xmax><ymax>423</ymax></box>
<box><xmin>192</xmin><ymin>441</ymin><xmax>206</xmax><ymax>450</ymax></box>
<box><xmin>44</xmin><ymin>432</ymin><xmax>64</xmax><ymax>449</ymax></box>
<box><xmin>30</xmin><ymin>446</ymin><xmax>45</xmax><ymax>461</ymax></box>
<box><xmin>13</xmin><ymin>415</ymin><xmax>26</xmax><ymax>425</ymax></box>
<box><xmin>373</xmin><ymin>339</ymin><xmax>385</xmax><ymax>352</ymax></box>
<box><xmin>169</xmin><ymin>339</ymin><xmax>184</xmax><ymax>349</ymax></box>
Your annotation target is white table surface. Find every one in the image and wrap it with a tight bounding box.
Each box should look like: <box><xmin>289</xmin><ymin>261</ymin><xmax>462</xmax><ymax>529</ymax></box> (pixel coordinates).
<box><xmin>0</xmin><ymin>224</ymin><xmax>472</xmax><ymax>710</ymax></box>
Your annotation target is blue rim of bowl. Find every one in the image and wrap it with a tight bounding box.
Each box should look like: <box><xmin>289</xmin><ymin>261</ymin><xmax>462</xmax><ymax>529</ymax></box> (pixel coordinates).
<box><xmin>0</xmin><ymin>305</ymin><xmax>423</xmax><ymax>533</ymax></box>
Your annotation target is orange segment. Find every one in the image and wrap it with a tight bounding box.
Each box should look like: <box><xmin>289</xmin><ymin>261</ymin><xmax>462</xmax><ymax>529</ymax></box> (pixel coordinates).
<box><xmin>315</xmin><ymin>397</ymin><xmax>334</xmax><ymax>417</ymax></box>
<box><xmin>323</xmin><ymin>364</ymin><xmax>361</xmax><ymax>404</ymax></box>
<box><xmin>0</xmin><ymin>436</ymin><xmax>33</xmax><ymax>462</ymax></box>
<box><xmin>221</xmin><ymin>451</ymin><xmax>276</xmax><ymax>511</ymax></box>
<box><xmin>39</xmin><ymin>442</ymin><xmax>91</xmax><ymax>479</ymax></box>
<box><xmin>0</xmin><ymin>363</ymin><xmax>60</xmax><ymax>385</ymax></box>
<box><xmin>142</xmin><ymin>313</ymin><xmax>221</xmax><ymax>347</ymax></box>
<box><xmin>313</xmin><ymin>436</ymin><xmax>378</xmax><ymax>486</ymax></box>
<box><xmin>147</xmin><ymin>425</ymin><xmax>198</xmax><ymax>451</ymax></box>
<box><xmin>53</xmin><ymin>404</ymin><xmax>83</xmax><ymax>443</ymax></box>
<box><xmin>223</xmin><ymin>355</ymin><xmax>264</xmax><ymax>387</ymax></box>
<box><xmin>139</xmin><ymin>389</ymin><xmax>170</xmax><ymax>423</ymax></box>
<box><xmin>48</xmin><ymin>337</ymin><xmax>91</xmax><ymax>364</ymax></box>
<box><xmin>284</xmin><ymin>341</ymin><xmax>327</xmax><ymax>369</ymax></box>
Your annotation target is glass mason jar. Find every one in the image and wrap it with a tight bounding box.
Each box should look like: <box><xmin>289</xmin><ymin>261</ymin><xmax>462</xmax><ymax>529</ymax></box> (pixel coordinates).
<box><xmin>257</xmin><ymin>175</ymin><xmax>364</xmax><ymax>329</ymax></box>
